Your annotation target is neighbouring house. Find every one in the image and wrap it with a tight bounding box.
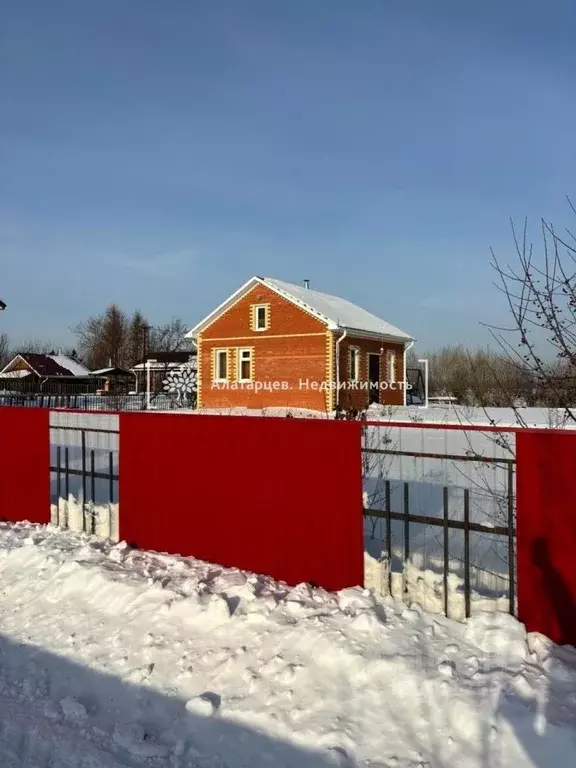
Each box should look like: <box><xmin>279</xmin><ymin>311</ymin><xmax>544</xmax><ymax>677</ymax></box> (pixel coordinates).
<box><xmin>130</xmin><ymin>350</ymin><xmax>197</xmax><ymax>394</ymax></box>
<box><xmin>88</xmin><ymin>366</ymin><xmax>136</xmax><ymax>394</ymax></box>
<box><xmin>186</xmin><ymin>276</ymin><xmax>414</xmax><ymax>412</ymax></box>
<box><xmin>0</xmin><ymin>353</ymin><xmax>100</xmax><ymax>395</ymax></box>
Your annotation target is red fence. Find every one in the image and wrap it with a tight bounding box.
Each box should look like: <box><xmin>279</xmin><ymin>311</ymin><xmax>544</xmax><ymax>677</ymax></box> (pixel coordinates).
<box><xmin>1</xmin><ymin>406</ymin><xmax>576</xmax><ymax>645</ymax></box>
<box><xmin>517</xmin><ymin>430</ymin><xmax>576</xmax><ymax>645</ymax></box>
<box><xmin>119</xmin><ymin>413</ymin><xmax>364</xmax><ymax>591</ymax></box>
<box><xmin>0</xmin><ymin>407</ymin><xmax>50</xmax><ymax>524</ymax></box>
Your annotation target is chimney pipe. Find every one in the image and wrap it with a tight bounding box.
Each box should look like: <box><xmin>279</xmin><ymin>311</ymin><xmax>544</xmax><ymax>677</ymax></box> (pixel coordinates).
<box><xmin>303</xmin><ymin>279</ymin><xmax>310</xmax><ymax>289</ymax></box>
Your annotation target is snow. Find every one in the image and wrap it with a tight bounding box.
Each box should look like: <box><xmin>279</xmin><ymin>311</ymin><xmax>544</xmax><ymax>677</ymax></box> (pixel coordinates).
<box><xmin>0</xmin><ymin>521</ymin><xmax>575</xmax><ymax>767</ymax></box>
<box><xmin>0</xmin><ymin>369</ymin><xmax>32</xmax><ymax>379</ymax></box>
<box><xmin>366</xmin><ymin>404</ymin><xmax>576</xmax><ymax>429</ymax></box>
<box><xmin>48</xmin><ymin>355</ymin><xmax>91</xmax><ymax>377</ymax></box>
<box><xmin>51</xmin><ymin>495</ymin><xmax>119</xmax><ymax>540</ymax></box>
<box><xmin>131</xmin><ymin>360</ymin><xmax>197</xmax><ymax>371</ymax></box>
<box><xmin>261</xmin><ymin>277</ymin><xmax>413</xmax><ymax>340</ymax></box>
<box><xmin>188</xmin><ymin>404</ymin><xmax>576</xmax><ymax>428</ymax></box>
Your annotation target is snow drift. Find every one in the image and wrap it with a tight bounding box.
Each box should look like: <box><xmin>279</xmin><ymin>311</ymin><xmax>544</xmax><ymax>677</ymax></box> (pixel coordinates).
<box><xmin>0</xmin><ymin>522</ymin><xmax>575</xmax><ymax>767</ymax></box>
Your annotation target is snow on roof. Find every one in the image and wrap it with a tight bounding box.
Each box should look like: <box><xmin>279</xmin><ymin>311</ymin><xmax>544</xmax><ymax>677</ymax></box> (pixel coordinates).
<box><xmin>261</xmin><ymin>277</ymin><xmax>413</xmax><ymax>340</ymax></box>
<box><xmin>89</xmin><ymin>367</ymin><xmax>134</xmax><ymax>376</ymax></box>
<box><xmin>131</xmin><ymin>359</ymin><xmax>197</xmax><ymax>371</ymax></box>
<box><xmin>0</xmin><ymin>353</ymin><xmax>91</xmax><ymax>378</ymax></box>
<box><xmin>47</xmin><ymin>354</ymin><xmax>91</xmax><ymax>376</ymax></box>
<box><xmin>187</xmin><ymin>276</ymin><xmax>413</xmax><ymax>341</ymax></box>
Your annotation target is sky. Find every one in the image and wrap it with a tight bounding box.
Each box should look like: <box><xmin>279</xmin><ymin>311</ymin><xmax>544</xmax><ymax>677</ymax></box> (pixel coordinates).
<box><xmin>2</xmin><ymin>0</ymin><xmax>576</xmax><ymax>351</ymax></box>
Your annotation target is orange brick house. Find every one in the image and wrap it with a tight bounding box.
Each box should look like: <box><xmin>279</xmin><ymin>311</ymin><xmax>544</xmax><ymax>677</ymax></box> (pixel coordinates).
<box><xmin>186</xmin><ymin>277</ymin><xmax>414</xmax><ymax>412</ymax></box>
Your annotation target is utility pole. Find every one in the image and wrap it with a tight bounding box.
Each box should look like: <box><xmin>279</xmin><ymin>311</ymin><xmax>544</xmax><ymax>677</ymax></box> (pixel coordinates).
<box><xmin>418</xmin><ymin>358</ymin><xmax>429</xmax><ymax>408</ymax></box>
<box><xmin>141</xmin><ymin>324</ymin><xmax>151</xmax><ymax>363</ymax></box>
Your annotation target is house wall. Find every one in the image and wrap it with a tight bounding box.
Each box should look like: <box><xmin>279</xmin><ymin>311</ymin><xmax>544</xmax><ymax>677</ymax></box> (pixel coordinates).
<box><xmin>0</xmin><ymin>358</ymin><xmax>37</xmax><ymax>393</ymax></box>
<box><xmin>199</xmin><ymin>284</ymin><xmax>330</xmax><ymax>411</ymax></box>
<box><xmin>335</xmin><ymin>336</ymin><xmax>406</xmax><ymax>410</ymax></box>
<box><xmin>6</xmin><ymin>358</ymin><xmax>33</xmax><ymax>373</ymax></box>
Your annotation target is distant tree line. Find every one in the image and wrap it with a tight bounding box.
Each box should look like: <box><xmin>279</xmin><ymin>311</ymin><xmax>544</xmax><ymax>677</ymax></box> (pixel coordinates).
<box><xmin>406</xmin><ymin>343</ymin><xmax>576</xmax><ymax>409</ymax></box>
<box><xmin>72</xmin><ymin>304</ymin><xmax>191</xmax><ymax>369</ymax></box>
<box><xmin>407</xmin><ymin>345</ymin><xmax>535</xmax><ymax>407</ymax></box>
<box><xmin>0</xmin><ymin>304</ymin><xmax>192</xmax><ymax>372</ymax></box>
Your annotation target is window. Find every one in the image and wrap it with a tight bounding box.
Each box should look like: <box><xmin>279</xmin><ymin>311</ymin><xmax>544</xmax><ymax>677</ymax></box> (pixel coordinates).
<box><xmin>387</xmin><ymin>350</ymin><xmax>397</xmax><ymax>383</ymax></box>
<box><xmin>349</xmin><ymin>347</ymin><xmax>360</xmax><ymax>382</ymax></box>
<box><xmin>252</xmin><ymin>304</ymin><xmax>269</xmax><ymax>331</ymax></box>
<box><xmin>237</xmin><ymin>348</ymin><xmax>253</xmax><ymax>382</ymax></box>
<box><xmin>213</xmin><ymin>349</ymin><xmax>228</xmax><ymax>382</ymax></box>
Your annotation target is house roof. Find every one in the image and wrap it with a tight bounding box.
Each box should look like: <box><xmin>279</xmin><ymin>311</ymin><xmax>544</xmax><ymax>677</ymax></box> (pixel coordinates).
<box><xmin>131</xmin><ymin>359</ymin><xmax>197</xmax><ymax>372</ymax></box>
<box><xmin>130</xmin><ymin>351</ymin><xmax>197</xmax><ymax>371</ymax></box>
<box><xmin>144</xmin><ymin>351</ymin><xmax>196</xmax><ymax>364</ymax></box>
<box><xmin>89</xmin><ymin>367</ymin><xmax>134</xmax><ymax>377</ymax></box>
<box><xmin>186</xmin><ymin>276</ymin><xmax>413</xmax><ymax>342</ymax></box>
<box><xmin>0</xmin><ymin>353</ymin><xmax>91</xmax><ymax>378</ymax></box>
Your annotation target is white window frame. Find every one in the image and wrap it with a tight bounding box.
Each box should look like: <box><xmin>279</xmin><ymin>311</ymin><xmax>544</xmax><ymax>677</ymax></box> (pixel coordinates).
<box><xmin>237</xmin><ymin>348</ymin><xmax>253</xmax><ymax>383</ymax></box>
<box><xmin>213</xmin><ymin>348</ymin><xmax>229</xmax><ymax>382</ymax></box>
<box><xmin>349</xmin><ymin>346</ymin><xmax>360</xmax><ymax>382</ymax></box>
<box><xmin>387</xmin><ymin>350</ymin><xmax>397</xmax><ymax>383</ymax></box>
<box><xmin>253</xmin><ymin>304</ymin><xmax>269</xmax><ymax>331</ymax></box>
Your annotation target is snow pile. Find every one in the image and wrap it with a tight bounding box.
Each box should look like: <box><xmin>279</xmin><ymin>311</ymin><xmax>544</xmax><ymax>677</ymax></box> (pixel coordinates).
<box><xmin>363</xmin><ymin>552</ymin><xmax>512</xmax><ymax>620</ymax></box>
<box><xmin>51</xmin><ymin>495</ymin><xmax>119</xmax><ymax>540</ymax></box>
<box><xmin>0</xmin><ymin>522</ymin><xmax>575</xmax><ymax>767</ymax></box>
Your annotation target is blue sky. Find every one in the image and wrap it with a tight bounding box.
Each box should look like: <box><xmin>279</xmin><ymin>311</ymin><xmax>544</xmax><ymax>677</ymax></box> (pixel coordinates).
<box><xmin>2</xmin><ymin>0</ymin><xmax>575</xmax><ymax>351</ymax></box>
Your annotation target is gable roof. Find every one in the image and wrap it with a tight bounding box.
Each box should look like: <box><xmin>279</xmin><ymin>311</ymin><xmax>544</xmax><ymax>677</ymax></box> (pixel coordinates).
<box><xmin>0</xmin><ymin>353</ymin><xmax>91</xmax><ymax>378</ymax></box>
<box><xmin>186</xmin><ymin>276</ymin><xmax>413</xmax><ymax>342</ymax></box>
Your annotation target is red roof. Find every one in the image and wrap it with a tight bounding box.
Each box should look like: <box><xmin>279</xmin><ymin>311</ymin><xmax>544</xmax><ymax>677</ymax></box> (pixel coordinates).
<box><xmin>19</xmin><ymin>354</ymin><xmax>86</xmax><ymax>377</ymax></box>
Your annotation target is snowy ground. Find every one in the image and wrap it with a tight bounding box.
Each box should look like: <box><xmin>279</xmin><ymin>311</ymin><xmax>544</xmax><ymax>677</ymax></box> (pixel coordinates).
<box><xmin>187</xmin><ymin>403</ymin><xmax>576</xmax><ymax>428</ymax></box>
<box><xmin>0</xmin><ymin>522</ymin><xmax>575</xmax><ymax>767</ymax></box>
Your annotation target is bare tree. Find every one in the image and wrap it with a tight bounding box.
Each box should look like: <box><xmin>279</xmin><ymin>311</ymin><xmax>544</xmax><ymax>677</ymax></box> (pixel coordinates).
<box><xmin>73</xmin><ymin>305</ymin><xmax>192</xmax><ymax>370</ymax></box>
<box><xmin>72</xmin><ymin>314</ymin><xmax>107</xmax><ymax>369</ymax></box>
<box><xmin>73</xmin><ymin>304</ymin><xmax>129</xmax><ymax>369</ymax></box>
<box><xmin>412</xmin><ymin>344</ymin><xmax>533</xmax><ymax>408</ymax></box>
<box><xmin>488</xmin><ymin>199</ymin><xmax>576</xmax><ymax>420</ymax></box>
<box><xmin>149</xmin><ymin>318</ymin><xmax>193</xmax><ymax>354</ymax></box>
<box><xmin>0</xmin><ymin>333</ymin><xmax>9</xmax><ymax>368</ymax></box>
<box><xmin>17</xmin><ymin>339</ymin><xmax>59</xmax><ymax>354</ymax></box>
<box><xmin>126</xmin><ymin>310</ymin><xmax>148</xmax><ymax>368</ymax></box>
